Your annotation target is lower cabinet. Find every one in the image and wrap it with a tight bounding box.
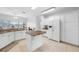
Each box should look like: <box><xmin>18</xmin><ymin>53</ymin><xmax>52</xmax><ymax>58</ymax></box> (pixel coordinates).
<box><xmin>8</xmin><ymin>32</ymin><xmax>15</xmax><ymax>43</ymax></box>
<box><xmin>41</xmin><ymin>19</ymin><xmax>60</xmax><ymax>42</ymax></box>
<box><xmin>0</xmin><ymin>32</ymin><xmax>14</xmax><ymax>49</ymax></box>
<box><xmin>15</xmin><ymin>31</ymin><xmax>26</xmax><ymax>40</ymax></box>
<box><xmin>14</xmin><ymin>31</ymin><xmax>21</xmax><ymax>40</ymax></box>
<box><xmin>0</xmin><ymin>31</ymin><xmax>26</xmax><ymax>49</ymax></box>
<box><xmin>0</xmin><ymin>34</ymin><xmax>8</xmax><ymax>49</ymax></box>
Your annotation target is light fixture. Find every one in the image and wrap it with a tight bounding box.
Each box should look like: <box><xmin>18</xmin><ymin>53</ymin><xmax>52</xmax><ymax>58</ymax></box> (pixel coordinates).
<box><xmin>42</xmin><ymin>7</ymin><xmax>56</xmax><ymax>14</ymax></box>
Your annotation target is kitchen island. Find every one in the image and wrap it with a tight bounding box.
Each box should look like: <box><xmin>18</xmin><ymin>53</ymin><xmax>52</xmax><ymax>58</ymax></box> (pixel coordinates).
<box><xmin>26</xmin><ymin>31</ymin><xmax>46</xmax><ymax>52</ymax></box>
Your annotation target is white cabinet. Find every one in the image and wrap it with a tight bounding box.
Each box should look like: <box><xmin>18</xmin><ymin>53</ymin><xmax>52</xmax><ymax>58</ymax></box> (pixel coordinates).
<box><xmin>8</xmin><ymin>32</ymin><xmax>15</xmax><ymax>43</ymax></box>
<box><xmin>0</xmin><ymin>30</ymin><xmax>26</xmax><ymax>49</ymax></box>
<box><xmin>26</xmin><ymin>34</ymin><xmax>44</xmax><ymax>51</ymax></box>
<box><xmin>15</xmin><ymin>31</ymin><xmax>21</xmax><ymax>40</ymax></box>
<box><xmin>52</xmin><ymin>19</ymin><xmax>60</xmax><ymax>41</ymax></box>
<box><xmin>15</xmin><ymin>31</ymin><xmax>26</xmax><ymax>40</ymax></box>
<box><xmin>20</xmin><ymin>31</ymin><xmax>26</xmax><ymax>38</ymax></box>
<box><xmin>46</xmin><ymin>28</ymin><xmax>53</xmax><ymax>39</ymax></box>
<box><xmin>41</xmin><ymin>18</ymin><xmax>60</xmax><ymax>42</ymax></box>
<box><xmin>0</xmin><ymin>33</ymin><xmax>14</xmax><ymax>49</ymax></box>
<box><xmin>0</xmin><ymin>34</ymin><xmax>8</xmax><ymax>49</ymax></box>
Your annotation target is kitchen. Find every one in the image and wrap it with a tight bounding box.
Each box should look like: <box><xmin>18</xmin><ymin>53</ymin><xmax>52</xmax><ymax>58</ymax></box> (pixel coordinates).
<box><xmin>0</xmin><ymin>7</ymin><xmax>79</xmax><ymax>52</ymax></box>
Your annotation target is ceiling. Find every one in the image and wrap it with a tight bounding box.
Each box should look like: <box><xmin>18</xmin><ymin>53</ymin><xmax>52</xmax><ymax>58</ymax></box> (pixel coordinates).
<box><xmin>42</xmin><ymin>7</ymin><xmax>79</xmax><ymax>17</ymax></box>
<box><xmin>32</xmin><ymin>7</ymin><xmax>51</xmax><ymax>16</ymax></box>
<box><xmin>0</xmin><ymin>7</ymin><xmax>78</xmax><ymax>18</ymax></box>
<box><xmin>0</xmin><ymin>7</ymin><xmax>32</xmax><ymax>18</ymax></box>
<box><xmin>0</xmin><ymin>7</ymin><xmax>51</xmax><ymax>18</ymax></box>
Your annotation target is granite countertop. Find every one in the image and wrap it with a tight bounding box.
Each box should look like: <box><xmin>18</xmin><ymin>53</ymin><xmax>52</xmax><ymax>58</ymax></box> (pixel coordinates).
<box><xmin>0</xmin><ymin>28</ymin><xmax>25</xmax><ymax>34</ymax></box>
<box><xmin>26</xmin><ymin>31</ymin><xmax>46</xmax><ymax>36</ymax></box>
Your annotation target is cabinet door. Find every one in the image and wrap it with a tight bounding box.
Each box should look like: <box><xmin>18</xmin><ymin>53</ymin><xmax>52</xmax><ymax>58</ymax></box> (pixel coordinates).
<box><xmin>0</xmin><ymin>34</ymin><xmax>9</xmax><ymax>49</ymax></box>
<box><xmin>52</xmin><ymin>19</ymin><xmax>60</xmax><ymax>41</ymax></box>
<box><xmin>15</xmin><ymin>31</ymin><xmax>20</xmax><ymax>40</ymax></box>
<box><xmin>21</xmin><ymin>31</ymin><xmax>26</xmax><ymax>38</ymax></box>
<box><xmin>15</xmin><ymin>31</ymin><xmax>26</xmax><ymax>40</ymax></box>
<box><xmin>8</xmin><ymin>32</ymin><xmax>15</xmax><ymax>43</ymax></box>
<box><xmin>44</xmin><ymin>19</ymin><xmax>60</xmax><ymax>42</ymax></box>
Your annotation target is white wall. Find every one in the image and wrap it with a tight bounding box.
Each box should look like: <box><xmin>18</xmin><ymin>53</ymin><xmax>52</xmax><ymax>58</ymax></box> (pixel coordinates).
<box><xmin>26</xmin><ymin>11</ymin><xmax>37</xmax><ymax>29</ymax></box>
<box><xmin>60</xmin><ymin>11</ymin><xmax>79</xmax><ymax>45</ymax></box>
<box><xmin>26</xmin><ymin>10</ymin><xmax>42</xmax><ymax>30</ymax></box>
<box><xmin>36</xmin><ymin>15</ymin><xmax>41</xmax><ymax>30</ymax></box>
